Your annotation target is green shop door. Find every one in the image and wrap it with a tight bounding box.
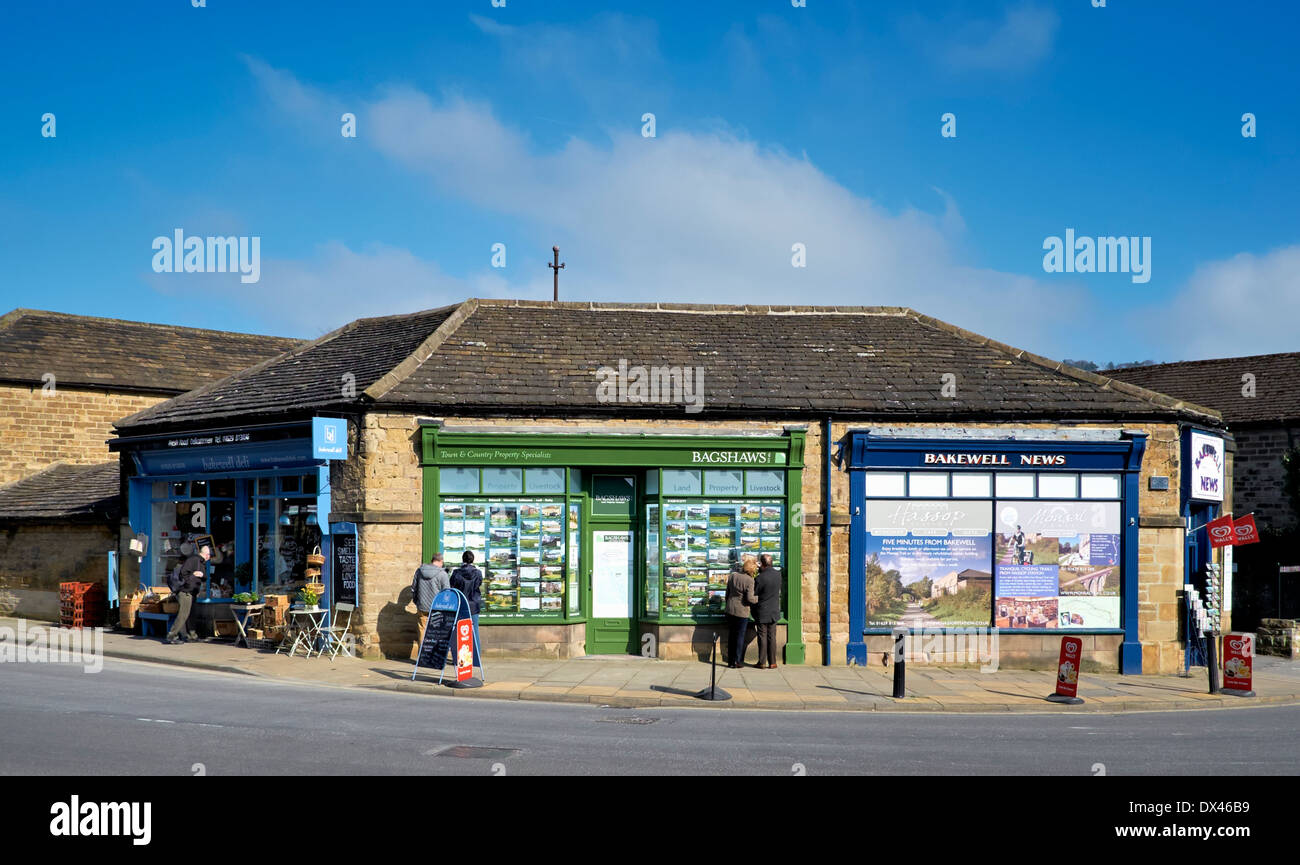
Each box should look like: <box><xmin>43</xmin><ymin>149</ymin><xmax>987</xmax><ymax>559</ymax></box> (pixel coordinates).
<box><xmin>587</xmin><ymin>475</ymin><xmax>637</xmax><ymax>655</ymax></box>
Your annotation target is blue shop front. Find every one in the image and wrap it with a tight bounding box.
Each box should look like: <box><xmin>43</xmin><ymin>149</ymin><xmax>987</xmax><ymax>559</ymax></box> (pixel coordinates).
<box><xmin>112</xmin><ymin>418</ymin><xmax>352</xmax><ymax>632</ymax></box>
<box><xmin>843</xmin><ymin>430</ymin><xmax>1148</xmax><ymax>673</ymax></box>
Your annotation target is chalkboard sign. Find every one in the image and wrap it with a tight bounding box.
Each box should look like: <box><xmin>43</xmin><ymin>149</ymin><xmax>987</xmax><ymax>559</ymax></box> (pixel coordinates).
<box><xmin>332</xmin><ymin>530</ymin><xmax>357</xmax><ymax>606</ymax></box>
<box><xmin>414</xmin><ymin>590</ymin><xmax>463</xmax><ymax>673</ymax></box>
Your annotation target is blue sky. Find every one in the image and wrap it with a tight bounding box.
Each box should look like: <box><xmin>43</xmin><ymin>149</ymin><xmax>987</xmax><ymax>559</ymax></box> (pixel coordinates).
<box><xmin>1</xmin><ymin>0</ymin><xmax>1296</xmax><ymax>362</ymax></box>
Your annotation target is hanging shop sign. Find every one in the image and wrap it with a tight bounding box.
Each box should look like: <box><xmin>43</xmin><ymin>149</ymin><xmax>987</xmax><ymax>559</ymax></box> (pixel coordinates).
<box><xmin>1207</xmin><ymin>514</ymin><xmax>1236</xmax><ymax>549</ymax></box>
<box><xmin>1232</xmin><ymin>514</ymin><xmax>1259</xmax><ymax>546</ymax></box>
<box><xmin>1188</xmin><ymin>431</ymin><xmax>1225</xmax><ymax>502</ymax></box>
<box><xmin>311</xmin><ymin>417</ymin><xmax>347</xmax><ymax>460</ymax></box>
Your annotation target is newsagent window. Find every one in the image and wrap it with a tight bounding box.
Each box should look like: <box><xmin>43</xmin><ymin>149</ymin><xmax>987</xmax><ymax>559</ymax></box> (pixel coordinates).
<box><xmin>950</xmin><ymin>472</ymin><xmax>992</xmax><ymax>498</ymax></box>
<box><xmin>861</xmin><ymin>497</ymin><xmax>1123</xmax><ymax>632</ymax></box>
<box><xmin>1080</xmin><ymin>474</ymin><xmax>1121</xmax><ymax>499</ymax></box>
<box><xmin>864</xmin><ymin>472</ymin><xmax>906</xmax><ymax>497</ymax></box>
<box><xmin>908</xmin><ymin>472</ymin><xmax>948</xmax><ymax>498</ymax></box>
<box><xmin>995</xmin><ymin>473</ymin><xmax>1035</xmax><ymax>498</ymax></box>
<box><xmin>1036</xmin><ymin>473</ymin><xmax>1078</xmax><ymax>499</ymax></box>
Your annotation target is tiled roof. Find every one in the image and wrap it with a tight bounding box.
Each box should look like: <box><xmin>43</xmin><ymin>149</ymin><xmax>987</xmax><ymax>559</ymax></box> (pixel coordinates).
<box><xmin>116</xmin><ymin>304</ymin><xmax>463</xmax><ymax>429</ymax></box>
<box><xmin>115</xmin><ymin>299</ymin><xmax>1222</xmax><ymax>433</ymax></box>
<box><xmin>1109</xmin><ymin>353</ymin><xmax>1300</xmax><ymax>425</ymax></box>
<box><xmin>0</xmin><ymin>308</ymin><xmax>300</xmax><ymax>394</ymax></box>
<box><xmin>0</xmin><ymin>462</ymin><xmax>120</xmax><ymax>521</ymax></box>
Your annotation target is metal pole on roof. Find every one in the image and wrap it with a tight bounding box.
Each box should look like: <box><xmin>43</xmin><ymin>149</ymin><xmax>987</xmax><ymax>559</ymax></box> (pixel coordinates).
<box><xmin>548</xmin><ymin>246</ymin><xmax>565</xmax><ymax>301</ymax></box>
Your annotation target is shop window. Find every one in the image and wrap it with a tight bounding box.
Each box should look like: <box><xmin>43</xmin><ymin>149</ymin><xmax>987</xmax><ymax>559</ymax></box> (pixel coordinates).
<box><xmin>1080</xmin><ymin>474</ymin><xmax>1121</xmax><ymax>499</ymax></box>
<box><xmin>745</xmin><ymin>470</ymin><xmax>785</xmax><ymax>496</ymax></box>
<box><xmin>257</xmin><ymin>497</ymin><xmax>322</xmax><ymax>588</ymax></box>
<box><xmin>301</xmin><ymin>474</ymin><xmax>318</xmax><ymax>495</ymax></box>
<box><xmin>995</xmin><ymin>473</ymin><xmax>1035</xmax><ymax>498</ymax></box>
<box><xmin>190</xmin><ymin>480</ymin><xmax>208</xmax><ymax>497</ymax></box>
<box><xmin>171</xmin><ymin>482</ymin><xmax>188</xmax><ymax>497</ymax></box>
<box><xmin>1037</xmin><ymin>473</ymin><xmax>1078</xmax><ymax>499</ymax></box>
<box><xmin>568</xmin><ymin>469</ymin><xmax>582</xmax><ymax>493</ymax></box>
<box><xmin>659</xmin><ymin>499</ymin><xmax>783</xmax><ymax>619</ymax></box>
<box><xmin>703</xmin><ymin>470</ymin><xmax>744</xmax><ymax>496</ymax></box>
<box><xmin>644</xmin><ymin>470</ymin><xmax>658</xmax><ymax>495</ymax></box>
<box><xmin>567</xmin><ymin>504</ymin><xmax>582</xmax><ymax>614</ymax></box>
<box><xmin>442</xmin><ymin>499</ymin><xmax>568</xmax><ymax>618</ymax></box>
<box><xmin>864</xmin><ymin>472</ymin><xmax>906</xmax><ymax>497</ymax></box>
<box><xmin>482</xmin><ymin>467</ymin><xmax>523</xmax><ymax>494</ymax></box>
<box><xmin>525</xmin><ymin>468</ymin><xmax>565</xmax><ymax>494</ymax></box>
<box><xmin>644</xmin><ymin>505</ymin><xmax>660</xmax><ymax>616</ymax></box>
<box><xmin>951</xmin><ymin>472</ymin><xmax>992</xmax><ymax>498</ymax></box>
<box><xmin>439</xmin><ymin>467</ymin><xmax>480</xmax><ymax>494</ymax></box>
<box><xmin>257</xmin><ymin>477</ymin><xmax>271</xmax><ymax>495</ymax></box>
<box><xmin>662</xmin><ymin>469</ymin><xmax>702</xmax><ymax>496</ymax></box>
<box><xmin>908</xmin><ymin>472</ymin><xmax>948</xmax><ymax>498</ymax></box>
<box><xmin>279</xmin><ymin>475</ymin><xmax>301</xmax><ymax>494</ymax></box>
<box><xmin>211</xmin><ymin>479</ymin><xmax>235</xmax><ymax>498</ymax></box>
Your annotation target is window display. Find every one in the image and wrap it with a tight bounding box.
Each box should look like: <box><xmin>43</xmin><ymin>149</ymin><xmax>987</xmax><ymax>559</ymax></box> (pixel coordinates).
<box><xmin>658</xmin><ymin>499</ymin><xmax>783</xmax><ymax>618</ymax></box>
<box><xmin>441</xmin><ymin>498</ymin><xmax>573</xmax><ymax>618</ymax></box>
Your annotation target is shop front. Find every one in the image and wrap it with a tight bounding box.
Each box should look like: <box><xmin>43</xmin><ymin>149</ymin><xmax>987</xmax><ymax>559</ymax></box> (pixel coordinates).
<box><xmin>112</xmin><ymin>418</ymin><xmax>348</xmax><ymax>634</ymax></box>
<box><xmin>845</xmin><ymin>430</ymin><xmax>1147</xmax><ymax>672</ymax></box>
<box><xmin>422</xmin><ymin>427</ymin><xmax>806</xmax><ymax>661</ymax></box>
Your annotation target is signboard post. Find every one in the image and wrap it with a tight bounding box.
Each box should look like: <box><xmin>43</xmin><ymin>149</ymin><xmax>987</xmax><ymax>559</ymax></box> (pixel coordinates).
<box><xmin>1221</xmin><ymin>632</ymin><xmax>1256</xmax><ymax>697</ymax></box>
<box><xmin>1046</xmin><ymin>636</ymin><xmax>1084</xmax><ymax>704</ymax></box>
<box><xmin>411</xmin><ymin>588</ymin><xmax>485</xmax><ymax>687</ymax></box>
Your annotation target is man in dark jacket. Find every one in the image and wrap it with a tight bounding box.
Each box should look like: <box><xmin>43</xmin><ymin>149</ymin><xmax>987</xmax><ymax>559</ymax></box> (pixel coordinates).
<box><xmin>752</xmin><ymin>554</ymin><xmax>782</xmax><ymax>669</ymax></box>
<box><xmin>165</xmin><ymin>543</ymin><xmax>208</xmax><ymax>644</ymax></box>
<box><xmin>449</xmin><ymin>551</ymin><xmax>484</xmax><ymax>668</ymax></box>
<box><xmin>410</xmin><ymin>553</ymin><xmax>450</xmax><ymax>660</ymax></box>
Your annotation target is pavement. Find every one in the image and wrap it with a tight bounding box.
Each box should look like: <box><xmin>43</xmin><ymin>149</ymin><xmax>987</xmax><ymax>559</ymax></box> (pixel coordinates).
<box><xmin>5</xmin><ymin>616</ymin><xmax>1300</xmax><ymax>713</ymax></box>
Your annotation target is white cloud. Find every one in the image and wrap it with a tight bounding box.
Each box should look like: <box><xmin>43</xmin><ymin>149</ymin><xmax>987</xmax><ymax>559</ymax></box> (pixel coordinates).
<box><xmin>906</xmin><ymin>3</ymin><xmax>1059</xmax><ymax>72</ymax></box>
<box><xmin>1154</xmin><ymin>245</ymin><xmax>1300</xmax><ymax>359</ymax></box>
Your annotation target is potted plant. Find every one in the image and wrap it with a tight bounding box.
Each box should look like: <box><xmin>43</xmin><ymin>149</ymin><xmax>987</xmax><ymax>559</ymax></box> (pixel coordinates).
<box><xmin>297</xmin><ymin>587</ymin><xmax>320</xmax><ymax>609</ymax></box>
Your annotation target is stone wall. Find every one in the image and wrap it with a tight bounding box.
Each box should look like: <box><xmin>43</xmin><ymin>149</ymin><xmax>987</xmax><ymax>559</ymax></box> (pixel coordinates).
<box><xmin>0</xmin><ymin>383</ymin><xmax>164</xmax><ymax>486</ymax></box>
<box><xmin>1230</xmin><ymin>425</ymin><xmax>1297</xmax><ymax>530</ymax></box>
<box><xmin>343</xmin><ymin>412</ymin><xmax>1204</xmax><ymax>673</ymax></box>
<box><xmin>0</xmin><ymin>522</ymin><xmax>117</xmax><ymax>621</ymax></box>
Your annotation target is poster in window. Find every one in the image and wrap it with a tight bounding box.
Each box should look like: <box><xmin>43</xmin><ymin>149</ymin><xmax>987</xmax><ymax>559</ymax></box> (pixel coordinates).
<box><xmin>995</xmin><ymin>501</ymin><xmax>1121</xmax><ymax>629</ymax></box>
<box><xmin>862</xmin><ymin>500</ymin><xmax>993</xmax><ymax>629</ymax></box>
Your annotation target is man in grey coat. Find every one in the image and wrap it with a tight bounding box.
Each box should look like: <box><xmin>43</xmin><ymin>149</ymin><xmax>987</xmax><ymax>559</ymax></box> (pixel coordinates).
<box><xmin>410</xmin><ymin>553</ymin><xmax>450</xmax><ymax>659</ymax></box>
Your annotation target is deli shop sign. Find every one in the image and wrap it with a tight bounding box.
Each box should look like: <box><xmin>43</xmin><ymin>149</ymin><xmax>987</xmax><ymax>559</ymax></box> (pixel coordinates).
<box><xmin>923</xmin><ymin>452</ymin><xmax>1067</xmax><ymax>467</ymax></box>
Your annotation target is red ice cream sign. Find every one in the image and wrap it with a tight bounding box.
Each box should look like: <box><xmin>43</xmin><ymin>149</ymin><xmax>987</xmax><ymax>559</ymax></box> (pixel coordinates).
<box><xmin>1207</xmin><ymin>514</ymin><xmax>1235</xmax><ymax>549</ymax></box>
<box><xmin>1054</xmin><ymin>636</ymin><xmax>1083</xmax><ymax>699</ymax></box>
<box><xmin>455</xmin><ymin>618</ymin><xmax>474</xmax><ymax>682</ymax></box>
<box><xmin>1222</xmin><ymin>633</ymin><xmax>1253</xmax><ymax>692</ymax></box>
<box><xmin>1232</xmin><ymin>514</ymin><xmax>1259</xmax><ymax>546</ymax></box>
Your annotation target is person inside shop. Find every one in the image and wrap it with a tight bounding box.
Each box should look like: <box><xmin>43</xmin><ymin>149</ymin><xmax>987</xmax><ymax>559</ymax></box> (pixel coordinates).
<box><xmin>725</xmin><ymin>555</ymin><xmax>759</xmax><ymax>668</ymax></box>
<box><xmin>450</xmin><ymin>551</ymin><xmax>484</xmax><ymax>669</ymax></box>
<box><xmin>752</xmin><ymin>553</ymin><xmax>782</xmax><ymax>669</ymax></box>
<box><xmin>165</xmin><ymin>543</ymin><xmax>209</xmax><ymax>645</ymax></box>
<box><xmin>410</xmin><ymin>552</ymin><xmax>450</xmax><ymax>660</ymax></box>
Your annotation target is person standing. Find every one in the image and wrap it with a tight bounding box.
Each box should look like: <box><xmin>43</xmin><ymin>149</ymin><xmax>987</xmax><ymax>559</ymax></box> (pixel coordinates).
<box><xmin>725</xmin><ymin>556</ymin><xmax>759</xmax><ymax>667</ymax></box>
<box><xmin>410</xmin><ymin>553</ymin><xmax>450</xmax><ymax>660</ymax></box>
<box><xmin>449</xmin><ymin>551</ymin><xmax>484</xmax><ymax>668</ymax></box>
<box><xmin>752</xmin><ymin>553</ymin><xmax>782</xmax><ymax>669</ymax></box>
<box><xmin>165</xmin><ymin>543</ymin><xmax>208</xmax><ymax>644</ymax></box>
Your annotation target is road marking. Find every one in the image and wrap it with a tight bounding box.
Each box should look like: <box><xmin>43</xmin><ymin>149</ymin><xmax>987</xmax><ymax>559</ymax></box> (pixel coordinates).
<box><xmin>136</xmin><ymin>718</ymin><xmax>175</xmax><ymax>723</ymax></box>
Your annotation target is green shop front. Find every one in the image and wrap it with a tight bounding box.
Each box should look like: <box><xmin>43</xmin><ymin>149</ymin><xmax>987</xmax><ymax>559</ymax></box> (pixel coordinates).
<box><xmin>421</xmin><ymin>428</ymin><xmax>806</xmax><ymax>662</ymax></box>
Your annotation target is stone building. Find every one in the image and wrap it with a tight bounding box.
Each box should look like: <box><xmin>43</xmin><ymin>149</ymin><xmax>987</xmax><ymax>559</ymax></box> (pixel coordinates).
<box><xmin>110</xmin><ymin>299</ymin><xmax>1226</xmax><ymax>674</ymax></box>
<box><xmin>0</xmin><ymin>309</ymin><xmax>297</xmax><ymax>618</ymax></box>
<box><xmin>1110</xmin><ymin>353</ymin><xmax>1300</xmax><ymax>530</ymax></box>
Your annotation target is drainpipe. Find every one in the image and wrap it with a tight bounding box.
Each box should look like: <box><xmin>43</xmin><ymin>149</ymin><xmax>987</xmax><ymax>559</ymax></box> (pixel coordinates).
<box><xmin>824</xmin><ymin>416</ymin><xmax>834</xmax><ymax>667</ymax></box>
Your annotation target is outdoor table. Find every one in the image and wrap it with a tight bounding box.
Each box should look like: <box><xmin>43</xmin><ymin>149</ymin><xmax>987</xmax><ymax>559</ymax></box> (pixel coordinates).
<box><xmin>230</xmin><ymin>603</ymin><xmax>264</xmax><ymax>648</ymax></box>
<box><xmin>283</xmin><ymin>607</ymin><xmax>328</xmax><ymax>657</ymax></box>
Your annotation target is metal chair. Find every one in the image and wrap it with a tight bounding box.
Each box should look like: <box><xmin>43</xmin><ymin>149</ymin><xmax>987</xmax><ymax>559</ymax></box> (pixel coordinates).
<box><xmin>316</xmin><ymin>603</ymin><xmax>355</xmax><ymax>660</ymax></box>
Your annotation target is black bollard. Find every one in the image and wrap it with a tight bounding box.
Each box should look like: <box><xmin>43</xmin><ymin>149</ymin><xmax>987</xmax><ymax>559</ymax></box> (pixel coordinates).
<box><xmin>892</xmin><ymin>627</ymin><xmax>906</xmax><ymax>699</ymax></box>
<box><xmin>1207</xmin><ymin>633</ymin><xmax>1220</xmax><ymax>694</ymax></box>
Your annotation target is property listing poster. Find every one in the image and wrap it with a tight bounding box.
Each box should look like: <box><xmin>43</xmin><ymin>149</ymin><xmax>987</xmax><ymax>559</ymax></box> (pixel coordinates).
<box><xmin>994</xmin><ymin>501</ymin><xmax>1121</xmax><ymax>629</ymax></box>
<box><xmin>660</xmin><ymin>499</ymin><xmax>783</xmax><ymax>617</ymax></box>
<box><xmin>862</xmin><ymin>500</ymin><xmax>993</xmax><ymax>629</ymax></box>
<box><xmin>441</xmin><ymin>498</ymin><xmax>568</xmax><ymax>617</ymax></box>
